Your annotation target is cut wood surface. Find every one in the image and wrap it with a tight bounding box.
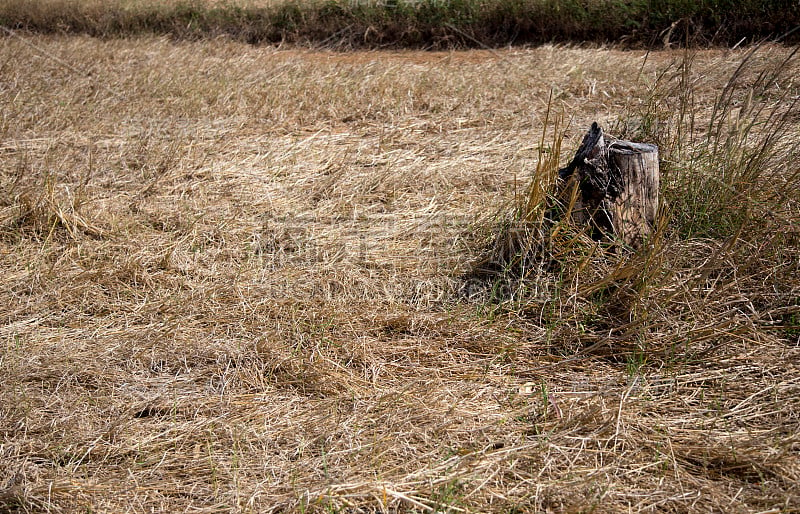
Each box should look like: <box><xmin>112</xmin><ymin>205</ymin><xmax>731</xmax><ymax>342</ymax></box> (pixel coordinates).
<box><xmin>607</xmin><ymin>140</ymin><xmax>659</xmax><ymax>246</ymax></box>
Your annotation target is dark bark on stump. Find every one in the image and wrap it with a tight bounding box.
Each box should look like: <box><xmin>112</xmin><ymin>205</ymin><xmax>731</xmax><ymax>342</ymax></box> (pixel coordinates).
<box><xmin>558</xmin><ymin>123</ymin><xmax>659</xmax><ymax>247</ymax></box>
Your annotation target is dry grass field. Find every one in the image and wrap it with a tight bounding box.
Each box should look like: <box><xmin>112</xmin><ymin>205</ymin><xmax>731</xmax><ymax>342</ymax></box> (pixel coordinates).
<box><xmin>1</xmin><ymin>33</ymin><xmax>799</xmax><ymax>512</ymax></box>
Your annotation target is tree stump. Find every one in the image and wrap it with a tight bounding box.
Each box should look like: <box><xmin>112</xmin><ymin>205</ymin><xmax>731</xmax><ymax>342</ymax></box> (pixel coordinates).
<box><xmin>557</xmin><ymin>123</ymin><xmax>659</xmax><ymax>247</ymax></box>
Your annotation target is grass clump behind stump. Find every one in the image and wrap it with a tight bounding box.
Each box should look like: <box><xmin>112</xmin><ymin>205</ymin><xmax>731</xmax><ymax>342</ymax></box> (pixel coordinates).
<box><xmin>469</xmin><ymin>44</ymin><xmax>800</xmax><ymax>361</ymax></box>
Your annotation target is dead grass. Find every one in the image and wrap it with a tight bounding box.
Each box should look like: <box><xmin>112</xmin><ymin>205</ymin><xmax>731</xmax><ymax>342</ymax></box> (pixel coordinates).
<box><xmin>1</xmin><ymin>33</ymin><xmax>799</xmax><ymax>512</ymax></box>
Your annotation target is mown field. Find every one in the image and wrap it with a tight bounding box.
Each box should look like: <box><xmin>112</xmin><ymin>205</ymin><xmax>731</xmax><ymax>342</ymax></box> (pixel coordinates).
<box><xmin>1</xmin><ymin>28</ymin><xmax>799</xmax><ymax>513</ymax></box>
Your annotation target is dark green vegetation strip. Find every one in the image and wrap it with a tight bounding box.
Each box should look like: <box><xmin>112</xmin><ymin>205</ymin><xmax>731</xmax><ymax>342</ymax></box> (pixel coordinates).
<box><xmin>1</xmin><ymin>0</ymin><xmax>798</xmax><ymax>48</ymax></box>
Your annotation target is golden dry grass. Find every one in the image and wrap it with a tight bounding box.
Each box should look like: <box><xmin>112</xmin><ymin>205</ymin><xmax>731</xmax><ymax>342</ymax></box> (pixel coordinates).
<box><xmin>1</xmin><ymin>34</ymin><xmax>799</xmax><ymax>512</ymax></box>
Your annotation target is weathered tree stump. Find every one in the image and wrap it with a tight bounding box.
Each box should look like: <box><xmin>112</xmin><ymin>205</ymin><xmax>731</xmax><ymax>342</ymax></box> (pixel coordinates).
<box><xmin>557</xmin><ymin>123</ymin><xmax>659</xmax><ymax>247</ymax></box>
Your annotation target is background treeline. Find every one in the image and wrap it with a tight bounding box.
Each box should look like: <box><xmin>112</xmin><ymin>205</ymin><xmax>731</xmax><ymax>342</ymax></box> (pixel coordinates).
<box><xmin>1</xmin><ymin>0</ymin><xmax>798</xmax><ymax>48</ymax></box>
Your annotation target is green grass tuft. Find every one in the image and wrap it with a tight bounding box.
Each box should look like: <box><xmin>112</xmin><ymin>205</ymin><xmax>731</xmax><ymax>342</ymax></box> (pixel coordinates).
<box><xmin>472</xmin><ymin>43</ymin><xmax>800</xmax><ymax>361</ymax></box>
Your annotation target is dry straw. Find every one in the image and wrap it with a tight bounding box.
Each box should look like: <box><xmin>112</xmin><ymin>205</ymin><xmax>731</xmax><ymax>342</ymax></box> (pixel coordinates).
<box><xmin>1</xmin><ymin>32</ymin><xmax>799</xmax><ymax>512</ymax></box>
